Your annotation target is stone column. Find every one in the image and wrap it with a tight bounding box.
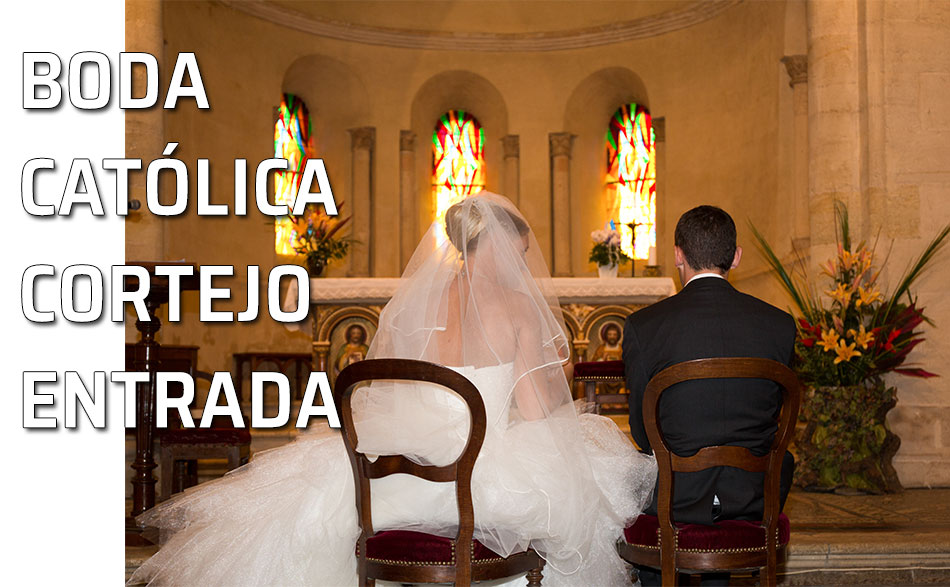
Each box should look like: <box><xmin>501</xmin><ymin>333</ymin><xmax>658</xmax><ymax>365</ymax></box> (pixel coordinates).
<box><xmin>399</xmin><ymin>130</ymin><xmax>416</xmax><ymax>270</ymax></box>
<box><xmin>125</xmin><ymin>0</ymin><xmax>164</xmax><ymax>261</ymax></box>
<box><xmin>782</xmin><ymin>55</ymin><xmax>810</xmax><ymax>251</ymax></box>
<box><xmin>349</xmin><ymin>127</ymin><xmax>374</xmax><ymax>276</ymax></box>
<box><xmin>549</xmin><ymin>133</ymin><xmax>574</xmax><ymax>276</ymax></box>
<box><xmin>807</xmin><ymin>0</ymin><xmax>867</xmax><ymax>247</ymax></box>
<box><xmin>502</xmin><ymin>135</ymin><xmax>520</xmax><ymax>205</ymax></box>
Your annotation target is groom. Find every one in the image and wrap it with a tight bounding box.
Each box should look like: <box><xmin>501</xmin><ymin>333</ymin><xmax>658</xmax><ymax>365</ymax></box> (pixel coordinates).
<box><xmin>622</xmin><ymin>206</ymin><xmax>796</xmax><ymax>550</ymax></box>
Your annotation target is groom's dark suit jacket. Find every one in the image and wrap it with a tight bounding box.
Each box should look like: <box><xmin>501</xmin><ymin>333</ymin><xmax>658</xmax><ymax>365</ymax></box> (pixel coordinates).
<box><xmin>622</xmin><ymin>276</ymin><xmax>796</xmax><ymax>525</ymax></box>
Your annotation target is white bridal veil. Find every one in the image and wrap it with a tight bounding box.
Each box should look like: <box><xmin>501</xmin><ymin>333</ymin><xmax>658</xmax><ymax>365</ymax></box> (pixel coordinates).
<box><xmin>353</xmin><ymin>192</ymin><xmax>618</xmax><ymax>574</ymax></box>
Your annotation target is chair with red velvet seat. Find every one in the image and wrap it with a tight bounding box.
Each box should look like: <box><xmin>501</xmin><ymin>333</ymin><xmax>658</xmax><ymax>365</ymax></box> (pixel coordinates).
<box><xmin>335</xmin><ymin>358</ymin><xmax>545</xmax><ymax>587</ymax></box>
<box><xmin>158</xmin><ymin>370</ymin><xmax>251</xmax><ymax>499</ymax></box>
<box><xmin>572</xmin><ymin>359</ymin><xmax>628</xmax><ymax>414</ymax></box>
<box><xmin>125</xmin><ymin>344</ymin><xmax>252</xmax><ymax>501</ymax></box>
<box><xmin>616</xmin><ymin>358</ymin><xmax>801</xmax><ymax>587</ymax></box>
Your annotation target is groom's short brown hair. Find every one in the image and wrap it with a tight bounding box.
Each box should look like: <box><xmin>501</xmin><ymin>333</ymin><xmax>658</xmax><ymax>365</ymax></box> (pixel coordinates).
<box><xmin>674</xmin><ymin>205</ymin><xmax>737</xmax><ymax>272</ymax></box>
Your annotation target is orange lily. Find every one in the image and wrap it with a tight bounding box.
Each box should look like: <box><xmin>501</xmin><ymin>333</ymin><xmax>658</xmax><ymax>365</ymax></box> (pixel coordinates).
<box><xmin>834</xmin><ymin>340</ymin><xmax>861</xmax><ymax>364</ymax></box>
<box><xmin>846</xmin><ymin>324</ymin><xmax>875</xmax><ymax>350</ymax></box>
<box><xmin>819</xmin><ymin>329</ymin><xmax>839</xmax><ymax>352</ymax></box>
<box><xmin>827</xmin><ymin>283</ymin><xmax>852</xmax><ymax>307</ymax></box>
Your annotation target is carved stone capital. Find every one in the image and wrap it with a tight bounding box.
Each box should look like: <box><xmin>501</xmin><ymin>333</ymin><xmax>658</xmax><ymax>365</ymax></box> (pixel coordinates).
<box><xmin>502</xmin><ymin>135</ymin><xmax>520</xmax><ymax>159</ymax></box>
<box><xmin>652</xmin><ymin>117</ymin><xmax>666</xmax><ymax>143</ymax></box>
<box><xmin>399</xmin><ymin>130</ymin><xmax>415</xmax><ymax>152</ymax></box>
<box><xmin>349</xmin><ymin>127</ymin><xmax>376</xmax><ymax>151</ymax></box>
<box><xmin>781</xmin><ymin>55</ymin><xmax>808</xmax><ymax>87</ymax></box>
<box><xmin>549</xmin><ymin>133</ymin><xmax>575</xmax><ymax>158</ymax></box>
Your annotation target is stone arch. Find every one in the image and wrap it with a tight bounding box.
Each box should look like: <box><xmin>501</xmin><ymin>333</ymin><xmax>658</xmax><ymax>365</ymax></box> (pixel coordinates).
<box><xmin>408</xmin><ymin>70</ymin><xmax>509</xmax><ymax>244</ymax></box>
<box><xmin>280</xmin><ymin>54</ymin><xmax>372</xmax><ymax>272</ymax></box>
<box><xmin>281</xmin><ymin>53</ymin><xmax>372</xmax><ymax>151</ymax></box>
<box><xmin>562</xmin><ymin>67</ymin><xmax>652</xmax><ymax>273</ymax></box>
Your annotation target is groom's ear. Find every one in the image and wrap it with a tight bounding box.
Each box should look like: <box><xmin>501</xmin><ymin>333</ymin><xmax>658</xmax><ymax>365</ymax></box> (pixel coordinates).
<box><xmin>730</xmin><ymin>246</ymin><xmax>743</xmax><ymax>270</ymax></box>
<box><xmin>674</xmin><ymin>246</ymin><xmax>685</xmax><ymax>268</ymax></box>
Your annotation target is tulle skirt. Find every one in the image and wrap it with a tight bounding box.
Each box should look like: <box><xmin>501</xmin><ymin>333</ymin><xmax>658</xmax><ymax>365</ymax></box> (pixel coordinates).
<box><xmin>130</xmin><ymin>413</ymin><xmax>655</xmax><ymax>586</ymax></box>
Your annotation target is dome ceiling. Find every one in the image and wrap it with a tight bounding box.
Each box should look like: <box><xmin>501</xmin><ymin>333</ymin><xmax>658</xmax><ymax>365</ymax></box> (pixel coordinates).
<box><xmin>222</xmin><ymin>0</ymin><xmax>742</xmax><ymax>51</ymax></box>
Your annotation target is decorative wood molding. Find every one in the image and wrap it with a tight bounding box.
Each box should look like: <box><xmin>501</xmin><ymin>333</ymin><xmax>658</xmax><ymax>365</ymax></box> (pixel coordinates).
<box><xmin>220</xmin><ymin>0</ymin><xmax>743</xmax><ymax>52</ymax></box>
<box><xmin>781</xmin><ymin>55</ymin><xmax>808</xmax><ymax>87</ymax></box>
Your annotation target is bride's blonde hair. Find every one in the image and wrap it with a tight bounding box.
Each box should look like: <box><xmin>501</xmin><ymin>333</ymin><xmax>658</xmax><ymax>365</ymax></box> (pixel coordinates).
<box><xmin>445</xmin><ymin>196</ymin><xmax>529</xmax><ymax>253</ymax></box>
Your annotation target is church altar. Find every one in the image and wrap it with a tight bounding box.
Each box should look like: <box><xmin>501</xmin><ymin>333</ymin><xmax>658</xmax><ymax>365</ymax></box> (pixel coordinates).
<box><xmin>285</xmin><ymin>277</ymin><xmax>676</xmax><ymax>374</ymax></box>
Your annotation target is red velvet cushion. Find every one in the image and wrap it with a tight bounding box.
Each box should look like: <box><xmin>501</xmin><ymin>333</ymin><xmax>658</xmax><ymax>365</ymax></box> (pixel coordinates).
<box><xmin>360</xmin><ymin>530</ymin><xmax>505</xmax><ymax>564</ymax></box>
<box><xmin>159</xmin><ymin>428</ymin><xmax>251</xmax><ymax>445</ymax></box>
<box><xmin>573</xmin><ymin>360</ymin><xmax>625</xmax><ymax>379</ymax></box>
<box><xmin>624</xmin><ymin>513</ymin><xmax>790</xmax><ymax>551</ymax></box>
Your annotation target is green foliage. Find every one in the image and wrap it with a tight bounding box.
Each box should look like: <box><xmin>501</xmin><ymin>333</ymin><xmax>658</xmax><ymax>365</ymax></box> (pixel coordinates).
<box><xmin>589</xmin><ymin>228</ymin><xmax>630</xmax><ymax>267</ymax></box>
<box><xmin>291</xmin><ymin>202</ymin><xmax>353</xmax><ymax>269</ymax></box>
<box><xmin>794</xmin><ymin>382</ymin><xmax>901</xmax><ymax>493</ymax></box>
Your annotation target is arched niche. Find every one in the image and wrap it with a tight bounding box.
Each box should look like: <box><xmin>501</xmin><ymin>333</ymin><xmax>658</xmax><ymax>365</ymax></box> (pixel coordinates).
<box><xmin>281</xmin><ymin>53</ymin><xmax>371</xmax><ymax>211</ymax></box>
<box><xmin>408</xmin><ymin>70</ymin><xmax>509</xmax><ymax>245</ymax></box>
<box><xmin>562</xmin><ymin>67</ymin><xmax>651</xmax><ymax>274</ymax></box>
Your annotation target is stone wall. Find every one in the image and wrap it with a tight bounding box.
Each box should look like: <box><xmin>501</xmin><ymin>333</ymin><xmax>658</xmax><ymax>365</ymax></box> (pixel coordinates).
<box><xmin>125</xmin><ymin>0</ymin><xmax>950</xmax><ymax>486</ymax></box>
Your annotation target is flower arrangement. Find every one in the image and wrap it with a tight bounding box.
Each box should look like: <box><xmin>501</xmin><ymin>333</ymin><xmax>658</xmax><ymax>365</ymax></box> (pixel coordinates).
<box><xmin>589</xmin><ymin>223</ymin><xmax>630</xmax><ymax>268</ymax></box>
<box><xmin>290</xmin><ymin>202</ymin><xmax>352</xmax><ymax>276</ymax></box>
<box><xmin>752</xmin><ymin>201</ymin><xmax>948</xmax><ymax>493</ymax></box>
<box><xmin>751</xmin><ymin>201</ymin><xmax>949</xmax><ymax>387</ymax></box>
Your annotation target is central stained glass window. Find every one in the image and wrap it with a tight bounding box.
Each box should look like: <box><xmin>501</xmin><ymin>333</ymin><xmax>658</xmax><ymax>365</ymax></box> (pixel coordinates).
<box><xmin>606</xmin><ymin>103</ymin><xmax>655</xmax><ymax>260</ymax></box>
<box><xmin>432</xmin><ymin>110</ymin><xmax>485</xmax><ymax>240</ymax></box>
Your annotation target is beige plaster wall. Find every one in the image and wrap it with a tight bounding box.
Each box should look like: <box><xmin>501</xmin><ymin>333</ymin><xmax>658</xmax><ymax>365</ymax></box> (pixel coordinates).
<box><xmin>144</xmin><ymin>0</ymin><xmax>791</xmax><ymax>373</ymax></box>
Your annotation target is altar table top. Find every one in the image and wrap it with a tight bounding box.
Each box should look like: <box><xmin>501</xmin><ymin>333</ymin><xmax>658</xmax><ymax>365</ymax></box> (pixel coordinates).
<box><xmin>286</xmin><ymin>276</ymin><xmax>676</xmax><ymax>306</ymax></box>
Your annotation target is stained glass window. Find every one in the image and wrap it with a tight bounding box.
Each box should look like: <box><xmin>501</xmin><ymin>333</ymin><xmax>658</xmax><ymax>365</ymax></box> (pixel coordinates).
<box><xmin>274</xmin><ymin>93</ymin><xmax>314</xmax><ymax>256</ymax></box>
<box><xmin>432</xmin><ymin>110</ymin><xmax>486</xmax><ymax>240</ymax></box>
<box><xmin>606</xmin><ymin>103</ymin><xmax>655</xmax><ymax>260</ymax></box>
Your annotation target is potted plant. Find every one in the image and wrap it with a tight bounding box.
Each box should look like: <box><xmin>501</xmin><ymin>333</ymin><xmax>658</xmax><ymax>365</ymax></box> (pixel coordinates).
<box><xmin>752</xmin><ymin>201</ymin><xmax>949</xmax><ymax>493</ymax></box>
<box><xmin>589</xmin><ymin>224</ymin><xmax>630</xmax><ymax>278</ymax></box>
<box><xmin>290</xmin><ymin>202</ymin><xmax>353</xmax><ymax>277</ymax></box>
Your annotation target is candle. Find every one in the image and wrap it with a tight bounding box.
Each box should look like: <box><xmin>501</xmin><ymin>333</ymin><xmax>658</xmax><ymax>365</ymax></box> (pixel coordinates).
<box><xmin>648</xmin><ymin>246</ymin><xmax>657</xmax><ymax>266</ymax></box>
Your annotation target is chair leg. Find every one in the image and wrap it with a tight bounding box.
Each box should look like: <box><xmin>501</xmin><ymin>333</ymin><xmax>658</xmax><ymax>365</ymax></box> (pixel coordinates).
<box><xmin>526</xmin><ymin>565</ymin><xmax>543</xmax><ymax>586</ymax></box>
<box><xmin>159</xmin><ymin>447</ymin><xmax>173</xmax><ymax>501</ymax></box>
<box><xmin>660</xmin><ymin>558</ymin><xmax>676</xmax><ymax>586</ymax></box>
<box><xmin>226</xmin><ymin>446</ymin><xmax>241</xmax><ymax>471</ymax></box>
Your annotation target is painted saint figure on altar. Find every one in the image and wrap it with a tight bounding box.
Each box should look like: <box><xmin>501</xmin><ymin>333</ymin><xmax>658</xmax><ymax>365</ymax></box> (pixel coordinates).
<box><xmin>335</xmin><ymin>324</ymin><xmax>369</xmax><ymax>374</ymax></box>
<box><xmin>591</xmin><ymin>322</ymin><xmax>623</xmax><ymax>362</ymax></box>
<box><xmin>590</xmin><ymin>322</ymin><xmax>625</xmax><ymax>396</ymax></box>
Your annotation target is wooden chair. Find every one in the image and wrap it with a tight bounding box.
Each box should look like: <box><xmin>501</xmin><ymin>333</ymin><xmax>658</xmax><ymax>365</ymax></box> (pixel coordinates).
<box><xmin>158</xmin><ymin>368</ymin><xmax>251</xmax><ymax>499</ymax></box>
<box><xmin>335</xmin><ymin>358</ymin><xmax>545</xmax><ymax>587</ymax></box>
<box><xmin>616</xmin><ymin>358</ymin><xmax>802</xmax><ymax>586</ymax></box>
<box><xmin>126</xmin><ymin>344</ymin><xmax>251</xmax><ymax>500</ymax></box>
<box><xmin>573</xmin><ymin>359</ymin><xmax>628</xmax><ymax>414</ymax></box>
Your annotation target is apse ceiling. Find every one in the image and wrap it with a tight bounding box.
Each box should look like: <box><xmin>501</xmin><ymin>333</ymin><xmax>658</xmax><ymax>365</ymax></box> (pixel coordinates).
<box><xmin>220</xmin><ymin>0</ymin><xmax>743</xmax><ymax>51</ymax></box>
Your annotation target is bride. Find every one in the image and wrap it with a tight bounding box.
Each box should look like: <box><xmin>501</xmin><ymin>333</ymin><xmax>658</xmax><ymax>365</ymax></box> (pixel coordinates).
<box><xmin>130</xmin><ymin>192</ymin><xmax>656</xmax><ymax>586</ymax></box>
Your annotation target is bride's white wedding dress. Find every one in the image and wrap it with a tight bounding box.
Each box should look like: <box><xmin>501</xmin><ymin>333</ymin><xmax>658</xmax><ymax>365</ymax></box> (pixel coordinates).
<box><xmin>131</xmin><ymin>192</ymin><xmax>657</xmax><ymax>586</ymax></box>
<box><xmin>132</xmin><ymin>363</ymin><xmax>656</xmax><ymax>586</ymax></box>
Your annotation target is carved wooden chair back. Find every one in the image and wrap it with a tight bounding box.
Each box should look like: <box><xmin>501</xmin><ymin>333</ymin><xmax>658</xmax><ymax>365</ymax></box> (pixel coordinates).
<box><xmin>643</xmin><ymin>357</ymin><xmax>801</xmax><ymax>585</ymax></box>
<box><xmin>335</xmin><ymin>358</ymin><xmax>543</xmax><ymax>586</ymax></box>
